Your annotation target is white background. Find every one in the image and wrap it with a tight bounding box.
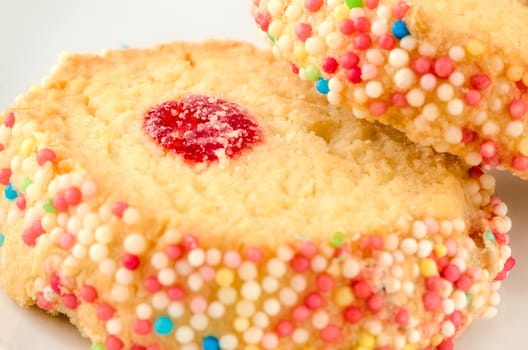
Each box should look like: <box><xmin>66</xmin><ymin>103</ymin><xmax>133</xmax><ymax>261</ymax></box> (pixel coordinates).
<box><xmin>0</xmin><ymin>1</ymin><xmax>527</xmax><ymax>349</ymax></box>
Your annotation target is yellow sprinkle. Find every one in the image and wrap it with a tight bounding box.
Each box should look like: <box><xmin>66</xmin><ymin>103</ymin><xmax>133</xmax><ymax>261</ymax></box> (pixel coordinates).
<box><xmin>507</xmin><ymin>66</ymin><xmax>524</xmax><ymax>82</ymax></box>
<box><xmin>268</xmin><ymin>20</ymin><xmax>284</xmax><ymax>39</ymax></box>
<box><xmin>433</xmin><ymin>243</ymin><xmax>447</xmax><ymax>257</ymax></box>
<box><xmin>215</xmin><ymin>268</ymin><xmax>234</xmax><ymax>287</ymax></box>
<box><xmin>333</xmin><ymin>4</ymin><xmax>350</xmax><ymax>21</ymax></box>
<box><xmin>432</xmin><ymin>335</ymin><xmax>443</xmax><ymax>346</ymax></box>
<box><xmin>403</xmin><ymin>344</ymin><xmax>416</xmax><ymax>350</ymax></box>
<box><xmin>420</xmin><ymin>258</ymin><xmax>438</xmax><ymax>277</ymax></box>
<box><xmin>358</xmin><ymin>333</ymin><xmax>376</xmax><ymax>349</ymax></box>
<box><xmin>333</xmin><ymin>286</ymin><xmax>354</xmax><ymax>307</ymax></box>
<box><xmin>233</xmin><ymin>317</ymin><xmax>249</xmax><ymax>332</ymax></box>
<box><xmin>518</xmin><ymin>137</ymin><xmax>528</xmax><ymax>156</ymax></box>
<box><xmin>20</xmin><ymin>138</ymin><xmax>36</xmax><ymax>157</ymax></box>
<box><xmin>466</xmin><ymin>39</ymin><xmax>485</xmax><ymax>56</ymax></box>
<box><xmin>293</xmin><ymin>45</ymin><xmax>308</xmax><ymax>62</ymax></box>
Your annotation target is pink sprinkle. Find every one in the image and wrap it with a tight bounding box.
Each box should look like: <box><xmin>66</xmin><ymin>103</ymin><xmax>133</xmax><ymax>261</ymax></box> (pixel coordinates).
<box><xmin>61</xmin><ymin>294</ymin><xmax>79</xmax><ymax>310</ymax></box>
<box><xmin>445</xmin><ymin>239</ymin><xmax>458</xmax><ymax>256</ymax></box>
<box><xmin>424</xmin><ymin>218</ymin><xmax>439</xmax><ymax>234</ymax></box>
<box><xmin>449</xmin><ymin>310</ymin><xmax>463</xmax><ymax>330</ymax></box>
<box><xmin>59</xmin><ymin>233</ymin><xmax>75</xmax><ymax>250</ymax></box>
<box><xmin>322</xmin><ymin>57</ymin><xmax>339</xmax><ymax>74</ymax></box>
<box><xmin>512</xmin><ymin>155</ymin><xmax>528</xmax><ymax>171</ymax></box>
<box><xmin>471</xmin><ymin>74</ymin><xmax>491</xmax><ymax>90</ymax></box>
<box><xmin>166</xmin><ymin>244</ymin><xmax>184</xmax><ymax>260</ymax></box>
<box><xmin>341</xmin><ymin>52</ymin><xmax>359</xmax><ymax>69</ymax></box>
<box><xmin>50</xmin><ymin>274</ymin><xmax>62</xmax><ymax>294</ymax></box>
<box><xmin>80</xmin><ymin>284</ymin><xmax>98</xmax><ymax>303</ymax></box>
<box><xmin>367</xmin><ymin>294</ymin><xmax>384</xmax><ymax>313</ymax></box>
<box><xmin>305</xmin><ymin>292</ymin><xmax>324</xmax><ymax>309</ymax></box>
<box><xmin>295</xmin><ymin>23</ymin><xmax>312</xmax><ymax>42</ymax></box>
<box><xmin>0</xmin><ymin>168</ymin><xmax>11</xmax><ymax>185</ymax></box>
<box><xmin>468</xmin><ymin>166</ymin><xmax>484</xmax><ymax>179</ymax></box>
<box><xmin>146</xmin><ymin>346</ymin><xmax>161</xmax><ymax>350</ymax></box>
<box><xmin>123</xmin><ymin>254</ymin><xmax>140</xmax><ymax>270</ymax></box>
<box><xmin>354</xmin><ymin>33</ymin><xmax>372</xmax><ymax>50</ymax></box>
<box><xmin>291</xmin><ymin>64</ymin><xmax>299</xmax><ymax>74</ymax></box>
<box><xmin>190</xmin><ymin>296</ymin><xmax>208</xmax><ymax>314</ymax></box>
<box><xmin>0</xmin><ymin>144</ymin><xmax>4</xmax><ymax>152</ymax></box>
<box><xmin>131</xmin><ymin>345</ymin><xmax>147</xmax><ymax>350</ymax></box>
<box><xmin>15</xmin><ymin>195</ymin><xmax>26</xmax><ymax>210</ymax></box>
<box><xmin>320</xmin><ymin>324</ymin><xmax>341</xmax><ymax>343</ymax></box>
<box><xmin>361</xmin><ymin>64</ymin><xmax>378</xmax><ymax>80</ymax></box>
<box><xmin>182</xmin><ymin>235</ymin><xmax>199</xmax><ymax>250</ymax></box>
<box><xmin>369</xmin><ymin>101</ymin><xmax>388</xmax><ymax>116</ymax></box>
<box><xmin>261</xmin><ymin>333</ymin><xmax>279</xmax><ymax>349</ymax></box>
<box><xmin>483</xmin><ymin>154</ymin><xmax>501</xmax><ymax>167</ymax></box>
<box><xmin>347</xmin><ymin>67</ymin><xmax>363</xmax><ymax>83</ymax></box>
<box><xmin>64</xmin><ymin>187</ymin><xmax>82</xmax><ymax>206</ymax></box>
<box><xmin>420</xmin><ymin>74</ymin><xmax>437</xmax><ymax>91</ymax></box>
<box><xmin>480</xmin><ymin>140</ymin><xmax>497</xmax><ymax>158</ymax></box>
<box><xmin>369</xmin><ymin>236</ymin><xmax>384</xmax><ymax>250</ymax></box>
<box><xmin>464</xmin><ymin>90</ymin><xmax>481</xmax><ymax>106</ymax></box>
<box><xmin>391</xmin><ymin>93</ymin><xmax>408</xmax><ymax>107</ymax></box>
<box><xmin>316</xmin><ymin>273</ymin><xmax>335</xmax><ymax>292</ymax></box>
<box><xmin>36</xmin><ymin>294</ymin><xmax>54</xmax><ymax>310</ymax></box>
<box><xmin>378</xmin><ymin>34</ymin><xmax>396</xmax><ymax>50</ymax></box>
<box><xmin>300</xmin><ymin>241</ymin><xmax>318</xmax><ymax>258</ymax></box>
<box><xmin>352</xmin><ymin>280</ymin><xmax>372</xmax><ymax>299</ymax></box>
<box><xmin>442</xmin><ymin>264</ymin><xmax>461</xmax><ymax>282</ymax></box>
<box><xmin>509</xmin><ymin>99</ymin><xmax>527</xmax><ymax>119</ymax></box>
<box><xmin>254</xmin><ymin>11</ymin><xmax>271</xmax><ymax>32</ymax></box>
<box><xmin>97</xmin><ymin>304</ymin><xmax>114</xmax><ymax>321</ymax></box>
<box><xmin>304</xmin><ymin>0</ymin><xmax>323</xmax><ymax>12</ymax></box>
<box><xmin>393</xmin><ymin>1</ymin><xmax>410</xmax><ymax>18</ymax></box>
<box><xmin>167</xmin><ymin>285</ymin><xmax>185</xmax><ymax>301</ymax></box>
<box><xmin>493</xmin><ymin>231</ymin><xmax>509</xmax><ymax>245</ymax></box>
<box><xmin>4</xmin><ymin>112</ymin><xmax>15</xmax><ymax>128</ymax></box>
<box><xmin>276</xmin><ymin>320</ymin><xmax>294</xmax><ymax>337</ymax></box>
<box><xmin>111</xmin><ymin>201</ymin><xmax>128</xmax><ymax>217</ymax></box>
<box><xmin>344</xmin><ymin>305</ymin><xmax>363</xmax><ymax>323</ymax></box>
<box><xmin>461</xmin><ymin>128</ymin><xmax>477</xmax><ymax>143</ymax></box>
<box><xmin>144</xmin><ymin>275</ymin><xmax>162</xmax><ymax>293</ymax></box>
<box><xmin>433</xmin><ymin>57</ymin><xmax>454</xmax><ymax>78</ymax></box>
<box><xmin>395</xmin><ymin>309</ymin><xmax>410</xmax><ymax>325</ymax></box>
<box><xmin>423</xmin><ymin>291</ymin><xmax>441</xmax><ymax>310</ymax></box>
<box><xmin>133</xmin><ymin>320</ymin><xmax>152</xmax><ymax>335</ymax></box>
<box><xmin>223</xmin><ymin>250</ymin><xmax>241</xmax><ymax>268</ymax></box>
<box><xmin>353</xmin><ymin>17</ymin><xmax>370</xmax><ymax>32</ymax></box>
<box><xmin>199</xmin><ymin>265</ymin><xmax>215</xmax><ymax>281</ymax></box>
<box><xmin>425</xmin><ymin>276</ymin><xmax>443</xmax><ymax>291</ymax></box>
<box><xmin>36</xmin><ymin>148</ymin><xmax>57</xmax><ymax>166</ymax></box>
<box><xmin>366</xmin><ymin>0</ymin><xmax>379</xmax><ymax>9</ymax></box>
<box><xmin>53</xmin><ymin>194</ymin><xmax>68</xmax><ymax>212</ymax></box>
<box><xmin>437</xmin><ymin>339</ymin><xmax>454</xmax><ymax>350</ymax></box>
<box><xmin>292</xmin><ymin>305</ymin><xmax>311</xmax><ymax>321</ymax></box>
<box><xmin>105</xmin><ymin>336</ymin><xmax>124</xmax><ymax>350</ymax></box>
<box><xmin>455</xmin><ymin>274</ymin><xmax>473</xmax><ymax>291</ymax></box>
<box><xmin>291</xmin><ymin>254</ymin><xmax>310</xmax><ymax>272</ymax></box>
<box><xmin>339</xmin><ymin>19</ymin><xmax>355</xmax><ymax>35</ymax></box>
<box><xmin>22</xmin><ymin>220</ymin><xmax>45</xmax><ymax>246</ymax></box>
<box><xmin>504</xmin><ymin>256</ymin><xmax>516</xmax><ymax>272</ymax></box>
<box><xmin>245</xmin><ymin>247</ymin><xmax>264</xmax><ymax>262</ymax></box>
<box><xmin>411</xmin><ymin>56</ymin><xmax>432</xmax><ymax>75</ymax></box>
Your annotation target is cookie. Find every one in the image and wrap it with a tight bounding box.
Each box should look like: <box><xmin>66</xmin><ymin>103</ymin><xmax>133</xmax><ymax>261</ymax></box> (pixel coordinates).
<box><xmin>253</xmin><ymin>0</ymin><xmax>528</xmax><ymax>179</ymax></box>
<box><xmin>0</xmin><ymin>40</ymin><xmax>514</xmax><ymax>350</ymax></box>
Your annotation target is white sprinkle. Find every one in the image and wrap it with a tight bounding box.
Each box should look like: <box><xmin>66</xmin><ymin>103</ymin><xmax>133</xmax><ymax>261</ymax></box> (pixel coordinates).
<box><xmin>449</xmin><ymin>72</ymin><xmax>465</xmax><ymax>86</ymax></box>
<box><xmin>412</xmin><ymin>221</ymin><xmax>428</xmax><ymax>238</ymax></box>
<box><xmin>262</xmin><ymin>276</ymin><xmax>279</xmax><ymax>293</ymax></box>
<box><xmin>394</xmin><ymin>68</ymin><xmax>416</xmax><ymax>90</ymax></box>
<box><xmin>266</xmin><ymin>0</ymin><xmax>283</xmax><ymax>16</ymax></box>
<box><xmin>465</xmin><ymin>152</ymin><xmax>483</xmax><ymax>166</ymax></box>
<box><xmin>285</xmin><ymin>4</ymin><xmax>302</xmax><ymax>21</ymax></box>
<box><xmin>377</xmin><ymin>5</ymin><xmax>391</xmax><ymax>19</ymax></box>
<box><xmin>447</xmin><ymin>99</ymin><xmax>464</xmax><ymax>116</ymax></box>
<box><xmin>243</xmin><ymin>327</ymin><xmax>263</xmax><ymax>344</ymax></box>
<box><xmin>94</xmin><ymin>225</ymin><xmax>112</xmax><ymax>244</ymax></box>
<box><xmin>175</xmin><ymin>326</ymin><xmax>194</xmax><ymax>344</ymax></box>
<box><xmin>217</xmin><ymin>287</ymin><xmax>237</xmax><ymax>305</ymax></box>
<box><xmin>176</xmin><ymin>260</ymin><xmax>192</xmax><ymax>276</ymax></box>
<box><xmin>279</xmin><ymin>287</ymin><xmax>297</xmax><ymax>306</ymax></box>
<box><xmin>168</xmin><ymin>301</ymin><xmax>185</xmax><ymax>318</ymax></box>
<box><xmin>318</xmin><ymin>21</ymin><xmax>333</xmax><ymax>37</ymax></box>
<box><xmin>327</xmin><ymin>91</ymin><xmax>342</xmax><ymax>105</ymax></box>
<box><xmin>111</xmin><ymin>285</ymin><xmax>129</xmax><ymax>302</ymax></box>
<box><xmin>277</xmin><ymin>245</ymin><xmax>294</xmax><ymax>261</ymax></box>
<box><xmin>263</xmin><ymin>298</ymin><xmax>281</xmax><ymax>316</ymax></box>
<box><xmin>89</xmin><ymin>243</ymin><xmax>108</xmax><ymax>262</ymax></box>
<box><xmin>366</xmin><ymin>49</ymin><xmax>384</xmax><ymax>66</ymax></box>
<box><xmin>292</xmin><ymin>328</ymin><xmax>309</xmax><ymax>344</ymax></box>
<box><xmin>442</xmin><ymin>299</ymin><xmax>456</xmax><ymax>315</ymax></box>
<box><xmin>241</xmin><ymin>281</ymin><xmax>262</xmax><ymax>301</ymax></box>
<box><xmin>106</xmin><ymin>318</ymin><xmax>122</xmax><ymax>335</ymax></box>
<box><xmin>378</xmin><ymin>252</ymin><xmax>394</xmax><ymax>267</ymax></box>
<box><xmin>444</xmin><ymin>125</ymin><xmax>463</xmax><ymax>144</ymax></box>
<box><xmin>441</xmin><ymin>321</ymin><xmax>456</xmax><ymax>337</ymax></box>
<box><xmin>325</xmin><ymin>32</ymin><xmax>344</xmax><ymax>50</ymax></box>
<box><xmin>122</xmin><ymin>207</ymin><xmax>139</xmax><ymax>225</ymax></box>
<box><xmin>277</xmin><ymin>35</ymin><xmax>293</xmax><ymax>53</ymax></box>
<box><xmin>208</xmin><ymin>301</ymin><xmax>225</xmax><ymax>319</ymax></box>
<box><xmin>136</xmin><ymin>303</ymin><xmax>153</xmax><ymax>319</ymax></box>
<box><xmin>188</xmin><ymin>273</ymin><xmax>204</xmax><ymax>291</ymax></box>
<box><xmin>151</xmin><ymin>252</ymin><xmax>169</xmax><ymax>270</ymax></box>
<box><xmin>312</xmin><ymin>310</ymin><xmax>330</xmax><ymax>329</ymax></box>
<box><xmin>400</xmin><ymin>36</ymin><xmax>417</xmax><ymax>51</ymax></box>
<box><xmin>437</xmin><ymin>83</ymin><xmax>454</xmax><ymax>101</ymax></box>
<box><xmin>206</xmin><ymin>248</ymin><xmax>222</xmax><ymax>266</ymax></box>
<box><xmin>267</xmin><ymin>258</ymin><xmax>286</xmax><ymax>277</ymax></box>
<box><xmin>453</xmin><ymin>219</ymin><xmax>466</xmax><ymax>232</ymax></box>
<box><xmin>310</xmin><ymin>255</ymin><xmax>328</xmax><ymax>272</ymax></box>
<box><xmin>419</xmin><ymin>42</ymin><xmax>437</xmax><ymax>56</ymax></box>
<box><xmin>400</xmin><ymin>238</ymin><xmax>418</xmax><ymax>255</ymax></box>
<box><xmin>290</xmin><ymin>274</ymin><xmax>307</xmax><ymax>292</ymax></box>
<box><xmin>238</xmin><ymin>262</ymin><xmax>258</xmax><ymax>281</ymax></box>
<box><xmin>115</xmin><ymin>267</ymin><xmax>133</xmax><ymax>285</ymax></box>
<box><xmin>407</xmin><ymin>88</ymin><xmax>425</xmax><ymax>107</ymax></box>
<box><xmin>388</xmin><ymin>48</ymin><xmax>410</xmax><ymax>68</ymax></box>
<box><xmin>505</xmin><ymin>121</ymin><xmax>524</xmax><ymax>137</ymax></box>
<box><xmin>99</xmin><ymin>258</ymin><xmax>116</xmax><ymax>275</ymax></box>
<box><xmin>407</xmin><ymin>329</ymin><xmax>421</xmax><ymax>344</ymax></box>
<box><xmin>328</xmin><ymin>77</ymin><xmax>344</xmax><ymax>92</ymax></box>
<box><xmin>158</xmin><ymin>268</ymin><xmax>176</xmax><ymax>286</ymax></box>
<box><xmin>188</xmin><ymin>249</ymin><xmax>205</xmax><ymax>267</ymax></box>
<box><xmin>152</xmin><ymin>291</ymin><xmax>170</xmax><ymax>310</ymax></box>
<box><xmin>71</xmin><ymin>244</ymin><xmax>87</xmax><ymax>259</ymax></box>
<box><xmin>342</xmin><ymin>258</ymin><xmax>361</xmax><ymax>279</ymax></box>
<box><xmin>349</xmin><ymin>8</ymin><xmax>365</xmax><ymax>19</ymax></box>
<box><xmin>253</xmin><ymin>312</ymin><xmax>270</xmax><ymax>328</ymax></box>
<box><xmin>417</xmin><ymin>240</ymin><xmax>433</xmax><ymax>258</ymax></box>
<box><xmin>219</xmin><ymin>334</ymin><xmax>238</xmax><ymax>350</ymax></box>
<box><xmin>365</xmin><ymin>320</ymin><xmax>383</xmax><ymax>335</ymax></box>
<box><xmin>124</xmin><ymin>233</ymin><xmax>147</xmax><ymax>254</ymax></box>
<box><xmin>449</xmin><ymin>46</ymin><xmax>466</xmax><ymax>61</ymax></box>
<box><xmin>402</xmin><ymin>281</ymin><xmax>415</xmax><ymax>295</ymax></box>
<box><xmin>190</xmin><ymin>314</ymin><xmax>208</xmax><ymax>331</ymax></box>
<box><xmin>371</xmin><ymin>20</ymin><xmax>388</xmax><ymax>36</ymax></box>
<box><xmin>422</xmin><ymin>103</ymin><xmax>440</xmax><ymax>121</ymax></box>
<box><xmin>305</xmin><ymin>37</ymin><xmax>325</xmax><ymax>55</ymax></box>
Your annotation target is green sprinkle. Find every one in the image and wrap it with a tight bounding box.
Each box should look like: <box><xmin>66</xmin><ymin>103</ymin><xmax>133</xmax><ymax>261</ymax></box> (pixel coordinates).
<box><xmin>345</xmin><ymin>0</ymin><xmax>363</xmax><ymax>8</ymax></box>
<box><xmin>465</xmin><ymin>292</ymin><xmax>473</xmax><ymax>307</ymax></box>
<box><xmin>0</xmin><ymin>232</ymin><xmax>5</xmax><ymax>247</ymax></box>
<box><xmin>91</xmin><ymin>343</ymin><xmax>105</xmax><ymax>350</ymax></box>
<box><xmin>43</xmin><ymin>198</ymin><xmax>56</xmax><ymax>213</ymax></box>
<box><xmin>267</xmin><ymin>33</ymin><xmax>276</xmax><ymax>43</ymax></box>
<box><xmin>305</xmin><ymin>64</ymin><xmax>321</xmax><ymax>81</ymax></box>
<box><xmin>485</xmin><ymin>230</ymin><xmax>496</xmax><ymax>242</ymax></box>
<box><xmin>330</xmin><ymin>232</ymin><xmax>346</xmax><ymax>248</ymax></box>
<box><xmin>120</xmin><ymin>44</ymin><xmax>129</xmax><ymax>49</ymax></box>
<box><xmin>20</xmin><ymin>177</ymin><xmax>32</xmax><ymax>193</ymax></box>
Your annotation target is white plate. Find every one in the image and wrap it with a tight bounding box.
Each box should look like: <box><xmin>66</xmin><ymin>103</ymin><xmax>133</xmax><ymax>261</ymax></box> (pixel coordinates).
<box><xmin>0</xmin><ymin>1</ymin><xmax>527</xmax><ymax>349</ymax></box>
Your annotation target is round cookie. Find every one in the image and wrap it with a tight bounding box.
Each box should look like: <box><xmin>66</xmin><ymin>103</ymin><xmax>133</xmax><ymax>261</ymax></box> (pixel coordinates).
<box><xmin>0</xmin><ymin>41</ymin><xmax>514</xmax><ymax>350</ymax></box>
<box><xmin>253</xmin><ymin>0</ymin><xmax>528</xmax><ymax>179</ymax></box>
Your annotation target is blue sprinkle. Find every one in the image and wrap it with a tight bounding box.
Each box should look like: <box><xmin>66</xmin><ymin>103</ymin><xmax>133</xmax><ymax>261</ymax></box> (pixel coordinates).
<box><xmin>202</xmin><ymin>336</ymin><xmax>220</xmax><ymax>350</ymax></box>
<box><xmin>485</xmin><ymin>230</ymin><xmax>496</xmax><ymax>242</ymax></box>
<box><xmin>316</xmin><ymin>78</ymin><xmax>330</xmax><ymax>94</ymax></box>
<box><xmin>154</xmin><ymin>316</ymin><xmax>173</xmax><ymax>335</ymax></box>
<box><xmin>392</xmin><ymin>20</ymin><xmax>410</xmax><ymax>39</ymax></box>
<box><xmin>0</xmin><ymin>233</ymin><xmax>4</xmax><ymax>247</ymax></box>
<box><xmin>4</xmin><ymin>183</ymin><xmax>18</xmax><ymax>201</ymax></box>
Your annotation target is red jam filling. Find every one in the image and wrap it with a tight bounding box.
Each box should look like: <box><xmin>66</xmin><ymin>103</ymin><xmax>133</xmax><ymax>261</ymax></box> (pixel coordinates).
<box><xmin>144</xmin><ymin>95</ymin><xmax>262</xmax><ymax>164</ymax></box>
